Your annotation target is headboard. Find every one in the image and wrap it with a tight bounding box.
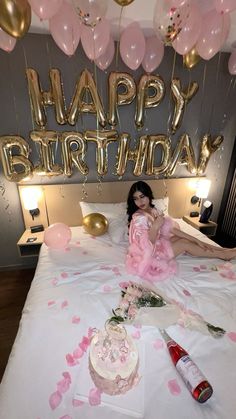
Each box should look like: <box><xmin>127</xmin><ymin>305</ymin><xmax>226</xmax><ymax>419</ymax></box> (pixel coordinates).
<box><xmin>18</xmin><ymin>178</ymin><xmax>201</xmax><ymax>229</ymax></box>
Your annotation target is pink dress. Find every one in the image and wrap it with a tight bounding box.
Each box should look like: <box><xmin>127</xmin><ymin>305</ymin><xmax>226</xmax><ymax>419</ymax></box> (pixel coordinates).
<box><xmin>126</xmin><ymin>208</ymin><xmax>178</xmax><ymax>282</ymax></box>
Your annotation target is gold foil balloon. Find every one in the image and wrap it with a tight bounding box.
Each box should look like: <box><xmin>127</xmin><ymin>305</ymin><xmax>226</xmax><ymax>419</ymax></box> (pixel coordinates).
<box><xmin>183</xmin><ymin>47</ymin><xmax>201</xmax><ymax>69</ymax></box>
<box><xmin>146</xmin><ymin>135</ymin><xmax>171</xmax><ymax>176</ymax></box>
<box><xmin>0</xmin><ymin>136</ymin><xmax>33</xmax><ymax>182</ymax></box>
<box><xmin>108</xmin><ymin>72</ymin><xmax>136</xmax><ymax>126</ymax></box>
<box><xmin>84</xmin><ymin>130</ymin><xmax>118</xmax><ymax>176</ymax></box>
<box><xmin>82</xmin><ymin>213</ymin><xmax>108</xmax><ymax>236</ymax></box>
<box><xmin>0</xmin><ymin>0</ymin><xmax>31</xmax><ymax>38</ymax></box>
<box><xmin>60</xmin><ymin>131</ymin><xmax>88</xmax><ymax>177</ymax></box>
<box><xmin>113</xmin><ymin>0</ymin><xmax>135</xmax><ymax>5</ymax></box>
<box><xmin>30</xmin><ymin>131</ymin><xmax>63</xmax><ymax>176</ymax></box>
<box><xmin>197</xmin><ymin>134</ymin><xmax>223</xmax><ymax>175</ymax></box>
<box><xmin>171</xmin><ymin>78</ymin><xmax>198</xmax><ymax>134</ymax></box>
<box><xmin>167</xmin><ymin>133</ymin><xmax>196</xmax><ymax>176</ymax></box>
<box><xmin>135</xmin><ymin>74</ymin><xmax>165</xmax><ymax>129</ymax></box>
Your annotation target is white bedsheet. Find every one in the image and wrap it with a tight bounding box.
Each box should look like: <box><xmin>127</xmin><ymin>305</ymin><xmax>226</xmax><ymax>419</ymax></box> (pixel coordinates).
<box><xmin>1</xmin><ymin>220</ymin><xmax>236</xmax><ymax>419</ymax></box>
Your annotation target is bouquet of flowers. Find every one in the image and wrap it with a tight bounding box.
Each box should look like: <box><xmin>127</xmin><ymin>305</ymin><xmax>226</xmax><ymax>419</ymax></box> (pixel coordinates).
<box><xmin>108</xmin><ymin>282</ymin><xmax>225</xmax><ymax>339</ymax></box>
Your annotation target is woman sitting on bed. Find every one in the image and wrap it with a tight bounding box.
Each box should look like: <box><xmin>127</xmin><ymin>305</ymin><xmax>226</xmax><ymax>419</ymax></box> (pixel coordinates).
<box><xmin>126</xmin><ymin>181</ymin><xmax>236</xmax><ymax>282</ymax></box>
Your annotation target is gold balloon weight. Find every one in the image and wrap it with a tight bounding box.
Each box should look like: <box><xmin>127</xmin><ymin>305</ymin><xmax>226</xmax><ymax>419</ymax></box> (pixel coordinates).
<box><xmin>82</xmin><ymin>213</ymin><xmax>108</xmax><ymax>236</ymax></box>
<box><xmin>183</xmin><ymin>47</ymin><xmax>201</xmax><ymax>70</ymax></box>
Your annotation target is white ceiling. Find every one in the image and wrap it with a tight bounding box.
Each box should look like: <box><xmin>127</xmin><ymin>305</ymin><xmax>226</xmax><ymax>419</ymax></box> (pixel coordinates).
<box><xmin>29</xmin><ymin>0</ymin><xmax>236</xmax><ymax>52</ymax></box>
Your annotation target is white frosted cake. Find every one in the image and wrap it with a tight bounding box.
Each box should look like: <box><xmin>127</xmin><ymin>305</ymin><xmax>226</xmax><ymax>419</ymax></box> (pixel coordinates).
<box><xmin>89</xmin><ymin>323</ymin><xmax>139</xmax><ymax>395</ymax></box>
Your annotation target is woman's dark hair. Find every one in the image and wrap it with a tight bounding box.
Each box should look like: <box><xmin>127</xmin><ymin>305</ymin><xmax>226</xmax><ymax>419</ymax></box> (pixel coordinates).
<box><xmin>127</xmin><ymin>181</ymin><xmax>154</xmax><ymax>225</ymax></box>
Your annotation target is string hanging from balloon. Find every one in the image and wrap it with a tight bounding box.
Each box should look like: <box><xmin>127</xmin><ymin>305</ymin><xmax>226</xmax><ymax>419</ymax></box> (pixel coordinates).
<box><xmin>115</xmin><ymin>5</ymin><xmax>124</xmax><ymax>69</ymax></box>
<box><xmin>82</xmin><ymin>175</ymin><xmax>88</xmax><ymax>200</ymax></box>
<box><xmin>208</xmin><ymin>53</ymin><xmax>222</xmax><ymax>134</ymax></box>
<box><xmin>192</xmin><ymin>62</ymin><xmax>207</xmax><ymax>146</ymax></box>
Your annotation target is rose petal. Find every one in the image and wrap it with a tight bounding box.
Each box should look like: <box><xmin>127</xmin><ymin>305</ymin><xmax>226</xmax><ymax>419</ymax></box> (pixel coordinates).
<box><xmin>59</xmin><ymin>415</ymin><xmax>72</xmax><ymax>419</ymax></box>
<box><xmin>153</xmin><ymin>339</ymin><xmax>164</xmax><ymax>350</ymax></box>
<box><xmin>61</xmin><ymin>300</ymin><xmax>69</xmax><ymax>309</ymax></box>
<box><xmin>72</xmin><ymin>398</ymin><xmax>84</xmax><ymax>407</ymax></box>
<box><xmin>89</xmin><ymin>388</ymin><xmax>102</xmax><ymax>406</ymax></box>
<box><xmin>72</xmin><ymin>316</ymin><xmax>81</xmax><ymax>324</ymax></box>
<box><xmin>66</xmin><ymin>354</ymin><xmax>77</xmax><ymax>366</ymax></box>
<box><xmin>227</xmin><ymin>332</ymin><xmax>236</xmax><ymax>342</ymax></box>
<box><xmin>48</xmin><ymin>300</ymin><xmax>56</xmax><ymax>307</ymax></box>
<box><xmin>61</xmin><ymin>272</ymin><xmax>68</xmax><ymax>279</ymax></box>
<box><xmin>62</xmin><ymin>372</ymin><xmax>71</xmax><ymax>383</ymax></box>
<box><xmin>168</xmin><ymin>379</ymin><xmax>181</xmax><ymax>396</ymax></box>
<box><xmin>103</xmin><ymin>285</ymin><xmax>112</xmax><ymax>292</ymax></box>
<box><xmin>73</xmin><ymin>347</ymin><xmax>84</xmax><ymax>359</ymax></box>
<box><xmin>57</xmin><ymin>378</ymin><xmax>70</xmax><ymax>394</ymax></box>
<box><xmin>183</xmin><ymin>289</ymin><xmax>191</xmax><ymax>296</ymax></box>
<box><xmin>49</xmin><ymin>391</ymin><xmax>62</xmax><ymax>410</ymax></box>
<box><xmin>132</xmin><ymin>330</ymin><xmax>141</xmax><ymax>339</ymax></box>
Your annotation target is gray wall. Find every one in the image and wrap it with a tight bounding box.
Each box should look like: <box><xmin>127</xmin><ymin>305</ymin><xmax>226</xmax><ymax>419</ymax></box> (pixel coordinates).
<box><xmin>0</xmin><ymin>34</ymin><xmax>235</xmax><ymax>269</ymax></box>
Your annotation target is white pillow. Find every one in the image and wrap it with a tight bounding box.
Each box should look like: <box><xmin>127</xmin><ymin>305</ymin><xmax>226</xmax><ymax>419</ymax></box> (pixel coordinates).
<box><xmin>80</xmin><ymin>201</ymin><xmax>128</xmax><ymax>244</ymax></box>
<box><xmin>152</xmin><ymin>197</ymin><xmax>169</xmax><ymax>216</ymax></box>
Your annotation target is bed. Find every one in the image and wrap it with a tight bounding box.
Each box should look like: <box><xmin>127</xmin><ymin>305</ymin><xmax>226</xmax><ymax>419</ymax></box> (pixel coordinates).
<box><xmin>1</xmin><ymin>179</ymin><xmax>236</xmax><ymax>419</ymax></box>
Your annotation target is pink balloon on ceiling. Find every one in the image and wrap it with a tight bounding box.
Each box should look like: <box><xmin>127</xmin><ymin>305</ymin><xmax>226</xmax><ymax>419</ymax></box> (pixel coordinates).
<box><xmin>142</xmin><ymin>35</ymin><xmax>164</xmax><ymax>73</ymax></box>
<box><xmin>120</xmin><ymin>22</ymin><xmax>146</xmax><ymax>70</ymax></box>
<box><xmin>0</xmin><ymin>27</ymin><xmax>16</xmax><ymax>52</ymax></box>
<box><xmin>81</xmin><ymin>18</ymin><xmax>110</xmax><ymax>60</ymax></box>
<box><xmin>95</xmin><ymin>36</ymin><xmax>115</xmax><ymax>70</ymax></box>
<box><xmin>28</xmin><ymin>0</ymin><xmax>63</xmax><ymax>20</ymax></box>
<box><xmin>196</xmin><ymin>9</ymin><xmax>230</xmax><ymax>60</ymax></box>
<box><xmin>49</xmin><ymin>2</ymin><xmax>82</xmax><ymax>56</ymax></box>
<box><xmin>228</xmin><ymin>49</ymin><xmax>236</xmax><ymax>74</ymax></box>
<box><xmin>172</xmin><ymin>2</ymin><xmax>202</xmax><ymax>55</ymax></box>
<box><xmin>214</xmin><ymin>0</ymin><xmax>236</xmax><ymax>14</ymax></box>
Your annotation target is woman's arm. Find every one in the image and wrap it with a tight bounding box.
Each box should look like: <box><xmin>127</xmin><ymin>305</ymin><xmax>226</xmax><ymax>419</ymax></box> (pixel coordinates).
<box><xmin>149</xmin><ymin>214</ymin><xmax>164</xmax><ymax>244</ymax></box>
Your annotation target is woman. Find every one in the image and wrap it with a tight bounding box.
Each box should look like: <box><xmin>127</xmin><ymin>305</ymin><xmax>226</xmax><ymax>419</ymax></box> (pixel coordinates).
<box><xmin>126</xmin><ymin>181</ymin><xmax>236</xmax><ymax>282</ymax></box>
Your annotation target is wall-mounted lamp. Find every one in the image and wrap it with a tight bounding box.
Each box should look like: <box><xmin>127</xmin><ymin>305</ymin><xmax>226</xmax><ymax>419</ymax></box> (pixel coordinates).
<box><xmin>21</xmin><ymin>187</ymin><xmax>41</xmax><ymax>221</ymax></box>
<box><xmin>191</xmin><ymin>179</ymin><xmax>211</xmax><ymax>216</ymax></box>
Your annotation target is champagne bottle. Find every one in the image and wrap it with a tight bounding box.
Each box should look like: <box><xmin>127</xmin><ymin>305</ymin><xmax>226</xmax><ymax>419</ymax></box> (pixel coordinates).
<box><xmin>160</xmin><ymin>329</ymin><xmax>213</xmax><ymax>403</ymax></box>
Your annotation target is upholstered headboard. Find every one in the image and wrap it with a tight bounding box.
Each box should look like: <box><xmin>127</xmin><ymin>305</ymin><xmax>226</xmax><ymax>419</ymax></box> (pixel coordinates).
<box><xmin>18</xmin><ymin>178</ymin><xmax>202</xmax><ymax>229</ymax></box>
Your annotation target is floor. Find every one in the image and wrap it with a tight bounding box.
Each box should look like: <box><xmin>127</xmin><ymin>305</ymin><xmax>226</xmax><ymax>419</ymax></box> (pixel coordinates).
<box><xmin>0</xmin><ymin>268</ymin><xmax>35</xmax><ymax>382</ymax></box>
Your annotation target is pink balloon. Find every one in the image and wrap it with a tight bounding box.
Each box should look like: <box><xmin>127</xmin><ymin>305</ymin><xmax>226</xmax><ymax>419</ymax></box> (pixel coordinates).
<box><xmin>95</xmin><ymin>36</ymin><xmax>115</xmax><ymax>70</ymax></box>
<box><xmin>0</xmin><ymin>27</ymin><xmax>16</xmax><ymax>52</ymax></box>
<box><xmin>196</xmin><ymin>10</ymin><xmax>230</xmax><ymax>60</ymax></box>
<box><xmin>120</xmin><ymin>22</ymin><xmax>146</xmax><ymax>70</ymax></box>
<box><xmin>49</xmin><ymin>2</ymin><xmax>81</xmax><ymax>56</ymax></box>
<box><xmin>142</xmin><ymin>35</ymin><xmax>164</xmax><ymax>73</ymax></box>
<box><xmin>228</xmin><ymin>49</ymin><xmax>236</xmax><ymax>74</ymax></box>
<box><xmin>81</xmin><ymin>18</ymin><xmax>110</xmax><ymax>60</ymax></box>
<box><xmin>214</xmin><ymin>0</ymin><xmax>236</xmax><ymax>14</ymax></box>
<box><xmin>44</xmin><ymin>223</ymin><xmax>71</xmax><ymax>249</ymax></box>
<box><xmin>29</xmin><ymin>0</ymin><xmax>63</xmax><ymax>20</ymax></box>
<box><xmin>172</xmin><ymin>3</ymin><xmax>202</xmax><ymax>55</ymax></box>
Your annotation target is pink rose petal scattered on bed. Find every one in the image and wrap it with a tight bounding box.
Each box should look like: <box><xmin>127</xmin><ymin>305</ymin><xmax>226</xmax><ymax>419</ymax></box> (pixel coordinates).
<box><xmin>57</xmin><ymin>377</ymin><xmax>70</xmax><ymax>394</ymax></box>
<box><xmin>73</xmin><ymin>271</ymin><xmax>81</xmax><ymax>276</ymax></box>
<box><xmin>193</xmin><ymin>266</ymin><xmax>200</xmax><ymax>272</ymax></box>
<box><xmin>220</xmin><ymin>271</ymin><xmax>236</xmax><ymax>280</ymax></box>
<box><xmin>100</xmin><ymin>265</ymin><xmax>111</xmax><ymax>271</ymax></box>
<box><xmin>79</xmin><ymin>336</ymin><xmax>90</xmax><ymax>352</ymax></box>
<box><xmin>48</xmin><ymin>300</ymin><xmax>56</xmax><ymax>307</ymax></box>
<box><xmin>183</xmin><ymin>289</ymin><xmax>191</xmax><ymax>296</ymax></box>
<box><xmin>62</xmin><ymin>372</ymin><xmax>71</xmax><ymax>383</ymax></box>
<box><xmin>59</xmin><ymin>415</ymin><xmax>72</xmax><ymax>419</ymax></box>
<box><xmin>200</xmin><ymin>265</ymin><xmax>207</xmax><ymax>270</ymax></box>
<box><xmin>168</xmin><ymin>379</ymin><xmax>181</xmax><ymax>396</ymax></box>
<box><xmin>88</xmin><ymin>388</ymin><xmax>102</xmax><ymax>406</ymax></box>
<box><xmin>66</xmin><ymin>354</ymin><xmax>78</xmax><ymax>367</ymax></box>
<box><xmin>61</xmin><ymin>272</ymin><xmax>68</xmax><ymax>279</ymax></box>
<box><xmin>153</xmin><ymin>339</ymin><xmax>164</xmax><ymax>350</ymax></box>
<box><xmin>73</xmin><ymin>347</ymin><xmax>84</xmax><ymax>359</ymax></box>
<box><xmin>72</xmin><ymin>398</ymin><xmax>84</xmax><ymax>407</ymax></box>
<box><xmin>61</xmin><ymin>300</ymin><xmax>69</xmax><ymax>309</ymax></box>
<box><xmin>119</xmin><ymin>281</ymin><xmax>130</xmax><ymax>289</ymax></box>
<box><xmin>227</xmin><ymin>332</ymin><xmax>236</xmax><ymax>342</ymax></box>
<box><xmin>103</xmin><ymin>285</ymin><xmax>112</xmax><ymax>292</ymax></box>
<box><xmin>51</xmin><ymin>277</ymin><xmax>58</xmax><ymax>286</ymax></box>
<box><xmin>133</xmin><ymin>323</ymin><xmax>142</xmax><ymax>329</ymax></box>
<box><xmin>49</xmin><ymin>390</ymin><xmax>62</xmax><ymax>410</ymax></box>
<box><xmin>72</xmin><ymin>315</ymin><xmax>81</xmax><ymax>324</ymax></box>
<box><xmin>65</xmin><ymin>247</ymin><xmax>71</xmax><ymax>252</ymax></box>
<box><xmin>132</xmin><ymin>330</ymin><xmax>141</xmax><ymax>339</ymax></box>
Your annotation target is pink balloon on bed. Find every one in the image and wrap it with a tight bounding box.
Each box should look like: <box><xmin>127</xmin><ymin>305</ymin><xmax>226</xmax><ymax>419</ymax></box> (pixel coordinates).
<box><xmin>44</xmin><ymin>223</ymin><xmax>72</xmax><ymax>249</ymax></box>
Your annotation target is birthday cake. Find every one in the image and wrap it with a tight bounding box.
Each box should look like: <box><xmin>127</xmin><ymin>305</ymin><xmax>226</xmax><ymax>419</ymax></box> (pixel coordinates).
<box><xmin>89</xmin><ymin>323</ymin><xmax>139</xmax><ymax>395</ymax></box>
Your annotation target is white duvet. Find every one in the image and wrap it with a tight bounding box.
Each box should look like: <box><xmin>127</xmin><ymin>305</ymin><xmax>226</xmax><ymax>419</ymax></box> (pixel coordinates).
<box><xmin>1</xmin><ymin>220</ymin><xmax>236</xmax><ymax>419</ymax></box>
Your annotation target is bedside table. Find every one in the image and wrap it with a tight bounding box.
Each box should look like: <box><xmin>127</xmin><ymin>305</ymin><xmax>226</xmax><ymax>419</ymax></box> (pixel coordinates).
<box><xmin>17</xmin><ymin>229</ymin><xmax>44</xmax><ymax>257</ymax></box>
<box><xmin>183</xmin><ymin>216</ymin><xmax>217</xmax><ymax>238</ymax></box>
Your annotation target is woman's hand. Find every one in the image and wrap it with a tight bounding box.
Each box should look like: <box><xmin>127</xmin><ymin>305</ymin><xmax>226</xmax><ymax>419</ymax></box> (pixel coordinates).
<box><xmin>153</xmin><ymin>214</ymin><xmax>164</xmax><ymax>230</ymax></box>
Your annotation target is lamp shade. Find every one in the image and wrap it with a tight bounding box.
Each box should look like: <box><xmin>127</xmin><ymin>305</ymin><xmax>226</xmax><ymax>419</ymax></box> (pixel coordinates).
<box><xmin>195</xmin><ymin>179</ymin><xmax>211</xmax><ymax>199</ymax></box>
<box><xmin>21</xmin><ymin>187</ymin><xmax>41</xmax><ymax>210</ymax></box>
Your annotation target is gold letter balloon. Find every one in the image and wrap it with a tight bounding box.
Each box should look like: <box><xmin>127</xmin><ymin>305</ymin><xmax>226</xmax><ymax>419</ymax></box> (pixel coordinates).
<box><xmin>82</xmin><ymin>213</ymin><xmax>108</xmax><ymax>236</ymax></box>
<box><xmin>0</xmin><ymin>0</ymin><xmax>31</xmax><ymax>38</ymax></box>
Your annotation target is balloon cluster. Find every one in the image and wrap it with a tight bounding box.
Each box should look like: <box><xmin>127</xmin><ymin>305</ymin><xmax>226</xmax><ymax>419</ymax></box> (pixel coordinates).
<box><xmin>0</xmin><ymin>0</ymin><xmax>236</xmax><ymax>74</ymax></box>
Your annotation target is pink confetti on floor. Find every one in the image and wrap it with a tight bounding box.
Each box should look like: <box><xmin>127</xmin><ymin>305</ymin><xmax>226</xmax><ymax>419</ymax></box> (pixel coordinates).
<box><xmin>153</xmin><ymin>339</ymin><xmax>164</xmax><ymax>350</ymax></box>
<box><xmin>168</xmin><ymin>379</ymin><xmax>181</xmax><ymax>396</ymax></box>
<box><xmin>227</xmin><ymin>331</ymin><xmax>236</xmax><ymax>342</ymax></box>
<box><xmin>72</xmin><ymin>398</ymin><xmax>84</xmax><ymax>407</ymax></box>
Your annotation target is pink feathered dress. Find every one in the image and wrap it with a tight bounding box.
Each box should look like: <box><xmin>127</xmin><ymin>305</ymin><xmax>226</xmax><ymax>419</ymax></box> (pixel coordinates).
<box><xmin>126</xmin><ymin>208</ymin><xmax>178</xmax><ymax>282</ymax></box>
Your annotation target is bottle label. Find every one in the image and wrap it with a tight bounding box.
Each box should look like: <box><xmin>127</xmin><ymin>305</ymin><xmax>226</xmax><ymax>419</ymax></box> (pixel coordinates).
<box><xmin>175</xmin><ymin>355</ymin><xmax>206</xmax><ymax>392</ymax></box>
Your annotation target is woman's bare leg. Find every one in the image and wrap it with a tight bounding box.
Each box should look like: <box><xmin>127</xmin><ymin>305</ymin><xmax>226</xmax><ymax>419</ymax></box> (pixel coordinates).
<box><xmin>170</xmin><ymin>238</ymin><xmax>236</xmax><ymax>260</ymax></box>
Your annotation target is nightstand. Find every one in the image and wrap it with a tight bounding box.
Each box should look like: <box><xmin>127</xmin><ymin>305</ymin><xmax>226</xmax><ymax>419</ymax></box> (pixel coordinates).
<box><xmin>183</xmin><ymin>216</ymin><xmax>217</xmax><ymax>238</ymax></box>
<box><xmin>17</xmin><ymin>229</ymin><xmax>44</xmax><ymax>257</ymax></box>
